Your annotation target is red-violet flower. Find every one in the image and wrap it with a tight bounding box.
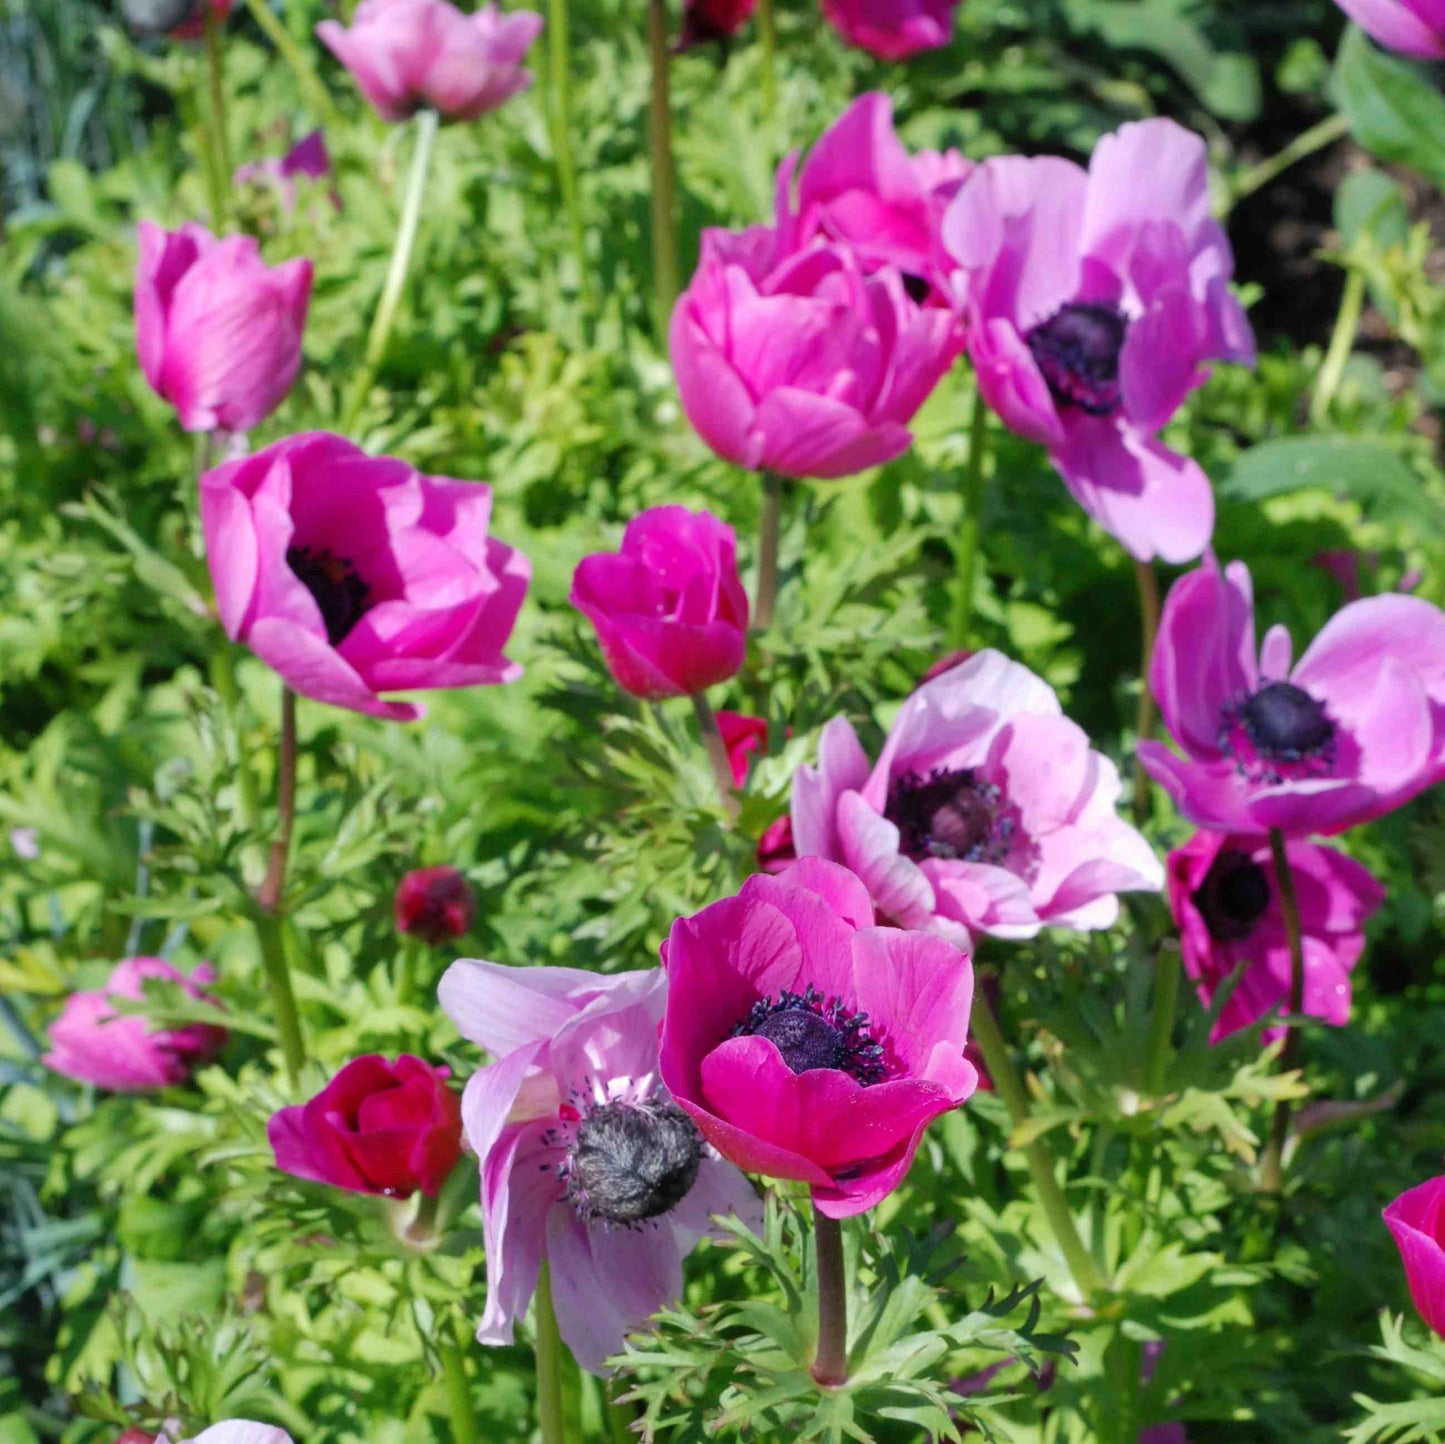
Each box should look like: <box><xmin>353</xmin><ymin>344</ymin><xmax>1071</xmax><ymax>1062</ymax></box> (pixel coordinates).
<box><xmin>1384</xmin><ymin>1174</ymin><xmax>1445</xmax><ymax>1335</ymax></box>
<box><xmin>820</xmin><ymin>0</ymin><xmax>961</xmax><ymax>60</ymax></box>
<box><xmin>395</xmin><ymin>866</ymin><xmax>476</xmax><ymax>945</ymax></box>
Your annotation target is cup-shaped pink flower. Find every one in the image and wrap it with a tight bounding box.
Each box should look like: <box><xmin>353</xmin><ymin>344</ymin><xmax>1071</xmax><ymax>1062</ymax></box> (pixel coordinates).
<box><xmin>569</xmin><ymin>506</ymin><xmax>748</xmax><ymax>699</ymax></box>
<box><xmin>1167</xmin><ymin>828</ymin><xmax>1383</xmax><ymax>1043</ymax></box>
<box><xmin>1335</xmin><ymin>0</ymin><xmax>1445</xmax><ymax>56</ymax></box>
<box><xmin>200</xmin><ymin>432</ymin><xmax>529</xmax><ymax>721</ymax></box>
<box><xmin>820</xmin><ymin>0</ymin><xmax>960</xmax><ymax>60</ymax></box>
<box><xmin>44</xmin><ymin>957</ymin><xmax>226</xmax><ymax>1092</ymax></box>
<box><xmin>1385</xmin><ymin>1175</ymin><xmax>1445</xmax><ymax>1335</ymax></box>
<box><xmin>1138</xmin><ymin>553</ymin><xmax>1445</xmax><ymax>836</ymax></box>
<box><xmin>792</xmin><ymin>650</ymin><xmax>1162</xmax><ymax>943</ymax></box>
<box><xmin>671</xmin><ymin>176</ymin><xmax>964</xmax><ymax>479</ymax></box>
<box><xmin>438</xmin><ymin>961</ymin><xmax>760</xmax><ymax>1374</ymax></box>
<box><xmin>135</xmin><ymin>221</ymin><xmax>312</xmax><ymax>434</ymax></box>
<box><xmin>269</xmin><ymin>1055</ymin><xmax>463</xmax><ymax>1197</ymax></box>
<box><xmin>794</xmin><ymin>93</ymin><xmax>971</xmax><ymax>286</ymax></box>
<box><xmin>658</xmin><ymin>859</ymin><xmax>977</xmax><ymax>1218</ymax></box>
<box><xmin>939</xmin><ymin>119</ymin><xmax>1255</xmax><ymax>562</ymax></box>
<box><xmin>317</xmin><ymin>0</ymin><xmax>544</xmax><ymax>124</ymax></box>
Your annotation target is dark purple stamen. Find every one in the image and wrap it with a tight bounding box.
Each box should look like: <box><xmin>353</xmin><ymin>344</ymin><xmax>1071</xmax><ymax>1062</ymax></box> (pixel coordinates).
<box><xmin>564</xmin><ymin>1100</ymin><xmax>702</xmax><ymax>1226</ymax></box>
<box><xmin>1025</xmin><ymin>302</ymin><xmax>1127</xmax><ymax>416</ymax></box>
<box><xmin>287</xmin><ymin>545</ymin><xmax>372</xmax><ymax>647</ymax></box>
<box><xmin>1239</xmin><ymin>681</ymin><xmax>1334</xmax><ymax>760</ymax></box>
<box><xmin>1193</xmin><ymin>849</ymin><xmax>1271</xmax><ymax>943</ymax></box>
<box><xmin>886</xmin><ymin>767</ymin><xmax>1013</xmax><ymax>866</ymax></box>
<box><xmin>733</xmin><ymin>985</ymin><xmax>887</xmax><ymax>1086</ymax></box>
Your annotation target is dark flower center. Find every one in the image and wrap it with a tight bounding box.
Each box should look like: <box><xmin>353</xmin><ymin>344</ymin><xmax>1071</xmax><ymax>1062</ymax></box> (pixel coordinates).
<box><xmin>1193</xmin><ymin>849</ymin><xmax>1272</xmax><ymax>943</ymax></box>
<box><xmin>1025</xmin><ymin>302</ymin><xmax>1127</xmax><ymax>416</ymax></box>
<box><xmin>886</xmin><ymin>767</ymin><xmax>1013</xmax><ymax>866</ymax></box>
<box><xmin>565</xmin><ymin>1101</ymin><xmax>703</xmax><ymax>1226</ymax></box>
<box><xmin>733</xmin><ymin>986</ymin><xmax>887</xmax><ymax>1085</ymax></box>
<box><xmin>287</xmin><ymin>545</ymin><xmax>372</xmax><ymax>647</ymax></box>
<box><xmin>1238</xmin><ymin>681</ymin><xmax>1334</xmax><ymax>760</ymax></box>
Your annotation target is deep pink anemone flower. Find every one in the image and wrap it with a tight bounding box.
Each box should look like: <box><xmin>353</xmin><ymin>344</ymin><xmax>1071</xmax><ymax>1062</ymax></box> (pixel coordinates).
<box><xmin>792</xmin><ymin>649</ymin><xmax>1162</xmax><ymax>943</ymax></box>
<box><xmin>679</xmin><ymin>0</ymin><xmax>756</xmax><ymax>47</ymax></box>
<box><xmin>200</xmin><ymin>432</ymin><xmax>529</xmax><ymax>721</ymax></box>
<box><xmin>1139</xmin><ymin>554</ymin><xmax>1445</xmax><ymax>836</ymax></box>
<box><xmin>437</xmin><ymin>962</ymin><xmax>760</xmax><ymax>1374</ymax></box>
<box><xmin>939</xmin><ymin>118</ymin><xmax>1254</xmax><ymax>562</ymax></box>
<box><xmin>1335</xmin><ymin>0</ymin><xmax>1445</xmax><ymax>57</ymax></box>
<box><xmin>395</xmin><ymin>866</ymin><xmax>476</xmax><ymax>945</ymax></box>
<box><xmin>1385</xmin><ymin>1174</ymin><xmax>1445</xmax><ymax>1335</ymax></box>
<box><xmin>820</xmin><ymin>0</ymin><xmax>961</xmax><ymax>60</ymax></box>
<box><xmin>658</xmin><ymin>858</ymin><xmax>977</xmax><ymax>1218</ymax></box>
<box><xmin>1167</xmin><ymin>829</ymin><xmax>1384</xmax><ymax>1043</ymax></box>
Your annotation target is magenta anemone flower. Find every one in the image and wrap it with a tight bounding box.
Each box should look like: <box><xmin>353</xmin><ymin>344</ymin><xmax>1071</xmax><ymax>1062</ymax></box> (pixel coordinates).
<box><xmin>234</xmin><ymin>130</ymin><xmax>338</xmax><ymax>213</ymax></box>
<box><xmin>135</xmin><ymin>221</ymin><xmax>312</xmax><ymax>435</ymax></box>
<box><xmin>792</xmin><ymin>649</ymin><xmax>1162</xmax><ymax>943</ymax></box>
<box><xmin>44</xmin><ymin>958</ymin><xmax>226</xmax><ymax>1093</ymax></box>
<box><xmin>437</xmin><ymin>962</ymin><xmax>760</xmax><ymax>1374</ymax></box>
<box><xmin>317</xmin><ymin>0</ymin><xmax>543</xmax><ymax>124</ymax></box>
<box><xmin>569</xmin><ymin>506</ymin><xmax>748</xmax><ymax>699</ymax></box>
<box><xmin>1139</xmin><ymin>554</ymin><xmax>1445</xmax><ymax>836</ymax></box>
<box><xmin>939</xmin><ymin>119</ymin><xmax>1254</xmax><ymax>563</ymax></box>
<box><xmin>658</xmin><ymin>859</ymin><xmax>978</xmax><ymax>1219</ymax></box>
<box><xmin>717</xmin><ymin>710</ymin><xmax>769</xmax><ymax>787</ymax></box>
<box><xmin>820</xmin><ymin>0</ymin><xmax>961</xmax><ymax>60</ymax></box>
<box><xmin>1335</xmin><ymin>0</ymin><xmax>1445</xmax><ymax>57</ymax></box>
<box><xmin>1385</xmin><ymin>1175</ymin><xmax>1445</xmax><ymax>1335</ymax></box>
<box><xmin>1167</xmin><ymin>829</ymin><xmax>1384</xmax><ymax>1043</ymax></box>
<box><xmin>200</xmin><ymin>432</ymin><xmax>529</xmax><ymax>721</ymax></box>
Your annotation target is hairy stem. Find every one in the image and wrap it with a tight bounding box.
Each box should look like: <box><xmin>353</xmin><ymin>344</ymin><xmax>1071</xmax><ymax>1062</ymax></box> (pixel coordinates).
<box><xmin>1229</xmin><ymin>112</ymin><xmax>1349</xmax><ymax>212</ymax></box>
<box><xmin>1310</xmin><ymin>266</ymin><xmax>1367</xmax><ymax>427</ymax></box>
<box><xmin>241</xmin><ymin>0</ymin><xmax>335</xmax><ymax>120</ymax></box>
<box><xmin>948</xmin><ymin>389</ymin><xmax>991</xmax><ymax>649</ymax></box>
<box><xmin>1131</xmin><ymin>558</ymin><xmax>1161</xmax><ymax>824</ymax></box>
<box><xmin>811</xmin><ymin>1207</ymin><xmax>849</xmax><ymax>1387</ymax></box>
<box><xmin>753</xmin><ymin>470</ymin><xmax>783</xmax><ymax>631</ymax></box>
<box><xmin>440</xmin><ymin>1320</ymin><xmax>480</xmax><ymax>1444</ymax></box>
<box><xmin>202</xmin><ymin>7</ymin><xmax>233</xmax><ymax>227</ymax></box>
<box><xmin>1260</xmin><ymin>828</ymin><xmax>1306</xmax><ymax>1192</ymax></box>
<box><xmin>1145</xmin><ymin>946</ymin><xmax>1182</xmax><ymax>1097</ymax></box>
<box><xmin>691</xmin><ymin>691</ymin><xmax>739</xmax><ymax>820</ymax></box>
<box><xmin>756</xmin><ymin>0</ymin><xmax>778</xmax><ymax>123</ymax></box>
<box><xmin>545</xmin><ymin>0</ymin><xmax>593</xmax><ymax>318</ymax></box>
<box><xmin>645</xmin><ymin>0</ymin><xmax>679</xmax><ymax>338</ymax></box>
<box><xmin>534</xmin><ymin>1263</ymin><xmax>570</xmax><ymax>1444</ymax></box>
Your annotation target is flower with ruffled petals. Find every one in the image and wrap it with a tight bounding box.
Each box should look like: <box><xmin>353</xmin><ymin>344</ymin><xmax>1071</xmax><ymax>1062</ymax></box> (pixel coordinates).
<box><xmin>135</xmin><ymin>221</ymin><xmax>312</xmax><ymax>434</ymax></box>
<box><xmin>1167</xmin><ymin>828</ymin><xmax>1384</xmax><ymax>1043</ymax></box>
<box><xmin>1139</xmin><ymin>554</ymin><xmax>1445</xmax><ymax>836</ymax></box>
<box><xmin>438</xmin><ymin>961</ymin><xmax>760</xmax><ymax>1374</ymax></box>
<box><xmin>820</xmin><ymin>0</ymin><xmax>960</xmax><ymax>60</ymax></box>
<box><xmin>44</xmin><ymin>958</ymin><xmax>226</xmax><ymax>1093</ymax></box>
<box><xmin>1335</xmin><ymin>0</ymin><xmax>1445</xmax><ymax>56</ymax></box>
<box><xmin>939</xmin><ymin>118</ymin><xmax>1254</xmax><ymax>562</ymax></box>
<box><xmin>1385</xmin><ymin>1174</ymin><xmax>1445</xmax><ymax>1335</ymax></box>
<box><xmin>792</xmin><ymin>650</ymin><xmax>1162</xmax><ymax>943</ymax></box>
<box><xmin>317</xmin><ymin>0</ymin><xmax>543</xmax><ymax>124</ymax></box>
<box><xmin>659</xmin><ymin>858</ymin><xmax>977</xmax><ymax>1218</ymax></box>
<box><xmin>200</xmin><ymin>432</ymin><xmax>529</xmax><ymax>721</ymax></box>
<box><xmin>570</xmin><ymin>506</ymin><xmax>748</xmax><ymax>699</ymax></box>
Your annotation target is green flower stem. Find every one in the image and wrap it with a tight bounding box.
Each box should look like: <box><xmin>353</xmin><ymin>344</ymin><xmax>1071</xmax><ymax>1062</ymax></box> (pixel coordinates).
<box><xmin>603</xmin><ymin>1386</ymin><xmax>635</xmax><ymax>1444</ymax></box>
<box><xmin>1229</xmin><ymin>112</ymin><xmax>1349</xmax><ymax>212</ymax></box>
<box><xmin>395</xmin><ymin>934</ymin><xmax>425</xmax><ymax>1008</ymax></box>
<box><xmin>691</xmin><ymin>691</ymin><xmax>739</xmax><ymax>821</ymax></box>
<box><xmin>254</xmin><ymin>685</ymin><xmax>306</xmax><ymax>1086</ymax></box>
<box><xmin>202</xmin><ymin>6</ymin><xmax>233</xmax><ymax>221</ymax></box>
<box><xmin>209</xmin><ymin>642</ymin><xmax>261</xmax><ymax>833</ymax></box>
<box><xmin>1310</xmin><ymin>266</ymin><xmax>1367</xmax><ymax>427</ymax></box>
<box><xmin>545</xmin><ymin>0</ymin><xmax>592</xmax><ymax>317</ymax></box>
<box><xmin>339</xmin><ymin>106</ymin><xmax>441</xmax><ymax>435</ymax></box>
<box><xmin>969</xmin><ymin>991</ymin><xmax>1107</xmax><ymax>1299</ymax></box>
<box><xmin>1131</xmin><ymin>558</ymin><xmax>1161</xmax><ymax>824</ymax></box>
<box><xmin>440</xmin><ymin>1319</ymin><xmax>480</xmax><ymax>1444</ymax></box>
<box><xmin>753</xmin><ymin>470</ymin><xmax>783</xmax><ymax>631</ymax></box>
<box><xmin>645</xmin><ymin>0</ymin><xmax>679</xmax><ymax>338</ymax></box>
<box><xmin>533</xmin><ymin>1263</ymin><xmax>571</xmax><ymax>1444</ymax></box>
<box><xmin>811</xmin><ymin>1207</ymin><xmax>849</xmax><ymax>1387</ymax></box>
<box><xmin>757</xmin><ymin>0</ymin><xmax>778</xmax><ymax>123</ymax></box>
<box><xmin>1260</xmin><ymin>828</ymin><xmax>1306</xmax><ymax>1193</ymax></box>
<box><xmin>948</xmin><ymin>389</ymin><xmax>991</xmax><ymax>649</ymax></box>
<box><xmin>1145</xmin><ymin>945</ymin><xmax>1182</xmax><ymax>1097</ymax></box>
<box><xmin>241</xmin><ymin>0</ymin><xmax>335</xmax><ymax>121</ymax></box>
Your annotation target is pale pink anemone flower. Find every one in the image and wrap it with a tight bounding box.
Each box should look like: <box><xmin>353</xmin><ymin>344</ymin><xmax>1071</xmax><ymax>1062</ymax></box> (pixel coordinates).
<box><xmin>317</xmin><ymin>0</ymin><xmax>543</xmax><ymax>124</ymax></box>
<box><xmin>939</xmin><ymin>118</ymin><xmax>1255</xmax><ymax>563</ymax></box>
<box><xmin>820</xmin><ymin>0</ymin><xmax>961</xmax><ymax>61</ymax></box>
<box><xmin>135</xmin><ymin>221</ymin><xmax>312</xmax><ymax>435</ymax></box>
<box><xmin>1138</xmin><ymin>554</ymin><xmax>1445</xmax><ymax>836</ymax></box>
<box><xmin>792</xmin><ymin>650</ymin><xmax>1163</xmax><ymax>943</ymax></box>
<box><xmin>1167</xmin><ymin>828</ymin><xmax>1384</xmax><ymax>1044</ymax></box>
<box><xmin>1335</xmin><ymin>0</ymin><xmax>1445</xmax><ymax>57</ymax></box>
<box><xmin>177</xmin><ymin>1425</ymin><xmax>295</xmax><ymax>1444</ymax></box>
<box><xmin>792</xmin><ymin>92</ymin><xmax>971</xmax><ymax>289</ymax></box>
<box><xmin>200</xmin><ymin>432</ymin><xmax>529</xmax><ymax>721</ymax></box>
<box><xmin>437</xmin><ymin>961</ymin><xmax>760</xmax><ymax>1375</ymax></box>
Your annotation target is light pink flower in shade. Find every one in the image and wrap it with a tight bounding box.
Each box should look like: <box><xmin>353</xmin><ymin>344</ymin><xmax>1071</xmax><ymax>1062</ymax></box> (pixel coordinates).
<box><xmin>268</xmin><ymin>1055</ymin><xmax>463</xmax><ymax>1197</ymax></box>
<box><xmin>317</xmin><ymin>0</ymin><xmax>544</xmax><ymax>124</ymax></box>
<box><xmin>1138</xmin><ymin>554</ymin><xmax>1445</xmax><ymax>836</ymax></box>
<box><xmin>134</xmin><ymin>221</ymin><xmax>312</xmax><ymax>434</ymax></box>
<box><xmin>1166</xmin><ymin>829</ymin><xmax>1384</xmax><ymax>1044</ymax></box>
<box><xmin>820</xmin><ymin>0</ymin><xmax>960</xmax><ymax>60</ymax></box>
<box><xmin>199</xmin><ymin>432</ymin><xmax>529</xmax><ymax>721</ymax></box>
<box><xmin>658</xmin><ymin>859</ymin><xmax>977</xmax><ymax>1219</ymax></box>
<box><xmin>1384</xmin><ymin>1175</ymin><xmax>1445</xmax><ymax>1335</ymax></box>
<box><xmin>1335</xmin><ymin>0</ymin><xmax>1445</xmax><ymax>56</ymax></box>
<box><xmin>437</xmin><ymin>962</ymin><xmax>760</xmax><ymax>1375</ymax></box>
<box><xmin>234</xmin><ymin>130</ymin><xmax>339</xmax><ymax>213</ymax></box>
<box><xmin>179</xmin><ymin>1426</ymin><xmax>295</xmax><ymax>1444</ymax></box>
<box><xmin>44</xmin><ymin>958</ymin><xmax>227</xmax><ymax>1093</ymax></box>
<box><xmin>569</xmin><ymin>506</ymin><xmax>748</xmax><ymax>699</ymax></box>
<box><xmin>939</xmin><ymin>119</ymin><xmax>1255</xmax><ymax>563</ymax></box>
<box><xmin>717</xmin><ymin>710</ymin><xmax>768</xmax><ymax>787</ymax></box>
<box><xmin>792</xmin><ymin>650</ymin><xmax>1162</xmax><ymax>944</ymax></box>
<box><xmin>670</xmin><ymin>170</ymin><xmax>965</xmax><ymax>480</ymax></box>
<box><xmin>793</xmin><ymin>93</ymin><xmax>971</xmax><ymax>286</ymax></box>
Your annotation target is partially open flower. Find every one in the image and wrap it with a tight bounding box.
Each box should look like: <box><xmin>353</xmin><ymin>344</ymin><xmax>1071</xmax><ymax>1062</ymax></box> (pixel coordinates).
<box><xmin>1384</xmin><ymin>1174</ymin><xmax>1445</xmax><ymax>1335</ymax></box>
<box><xmin>1335</xmin><ymin>0</ymin><xmax>1445</xmax><ymax>57</ymax></box>
<box><xmin>395</xmin><ymin>866</ymin><xmax>476</xmax><ymax>945</ymax></box>
<box><xmin>659</xmin><ymin>859</ymin><xmax>977</xmax><ymax>1218</ymax></box>
<box><xmin>820</xmin><ymin>0</ymin><xmax>960</xmax><ymax>60</ymax></box>
<box><xmin>717</xmin><ymin>710</ymin><xmax>768</xmax><ymax>787</ymax></box>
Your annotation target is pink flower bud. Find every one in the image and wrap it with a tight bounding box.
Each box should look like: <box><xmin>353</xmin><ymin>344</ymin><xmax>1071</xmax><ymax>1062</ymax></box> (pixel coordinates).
<box><xmin>395</xmin><ymin>866</ymin><xmax>476</xmax><ymax>945</ymax></box>
<box><xmin>1385</xmin><ymin>1175</ymin><xmax>1445</xmax><ymax>1335</ymax></box>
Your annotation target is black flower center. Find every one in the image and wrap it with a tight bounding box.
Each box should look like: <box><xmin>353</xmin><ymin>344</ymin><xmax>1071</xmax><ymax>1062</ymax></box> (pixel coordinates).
<box><xmin>1193</xmin><ymin>849</ymin><xmax>1272</xmax><ymax>943</ymax></box>
<box><xmin>886</xmin><ymin>767</ymin><xmax>1011</xmax><ymax>865</ymax></box>
<box><xmin>1238</xmin><ymin>681</ymin><xmax>1334</xmax><ymax>761</ymax></box>
<box><xmin>287</xmin><ymin>545</ymin><xmax>372</xmax><ymax>647</ymax></box>
<box><xmin>565</xmin><ymin>1101</ymin><xmax>703</xmax><ymax>1226</ymax></box>
<box><xmin>733</xmin><ymin>986</ymin><xmax>887</xmax><ymax>1085</ymax></box>
<box><xmin>1026</xmin><ymin>302</ymin><xmax>1127</xmax><ymax>416</ymax></box>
